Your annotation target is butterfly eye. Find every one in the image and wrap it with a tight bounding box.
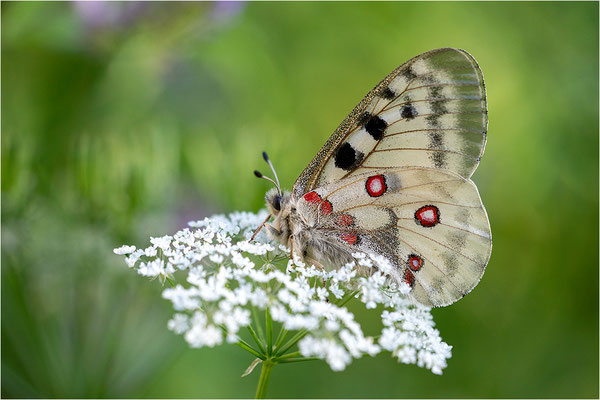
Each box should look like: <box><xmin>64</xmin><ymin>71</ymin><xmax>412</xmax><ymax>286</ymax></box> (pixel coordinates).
<box><xmin>273</xmin><ymin>195</ymin><xmax>281</xmax><ymax>211</ymax></box>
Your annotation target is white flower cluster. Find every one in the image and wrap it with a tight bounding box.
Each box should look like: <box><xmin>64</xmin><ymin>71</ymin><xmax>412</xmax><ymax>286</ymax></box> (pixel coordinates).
<box><xmin>114</xmin><ymin>210</ymin><xmax>452</xmax><ymax>374</ymax></box>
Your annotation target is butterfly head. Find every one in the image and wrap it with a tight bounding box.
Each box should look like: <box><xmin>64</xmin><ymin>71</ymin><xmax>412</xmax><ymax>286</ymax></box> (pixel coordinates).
<box><xmin>254</xmin><ymin>151</ymin><xmax>294</xmax><ymax>243</ymax></box>
<box><xmin>264</xmin><ymin>187</ymin><xmax>291</xmax><ymax>217</ymax></box>
<box><xmin>263</xmin><ymin>187</ymin><xmax>293</xmax><ymax>245</ymax></box>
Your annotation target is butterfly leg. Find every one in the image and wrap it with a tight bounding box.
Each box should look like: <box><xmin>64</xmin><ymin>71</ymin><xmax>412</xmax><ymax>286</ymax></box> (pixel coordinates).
<box><xmin>250</xmin><ymin>214</ymin><xmax>272</xmax><ymax>241</ymax></box>
<box><xmin>304</xmin><ymin>255</ymin><xmax>330</xmax><ymax>302</ymax></box>
<box><xmin>304</xmin><ymin>256</ymin><xmax>325</xmax><ymax>271</ymax></box>
<box><xmin>287</xmin><ymin>235</ymin><xmax>300</xmax><ymax>268</ymax></box>
<box><xmin>288</xmin><ymin>236</ymin><xmax>313</xmax><ymax>269</ymax></box>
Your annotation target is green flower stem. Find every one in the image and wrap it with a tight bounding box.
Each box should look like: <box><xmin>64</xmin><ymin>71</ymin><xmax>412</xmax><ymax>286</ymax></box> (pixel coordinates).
<box><xmin>236</xmin><ymin>341</ymin><xmax>265</xmax><ymax>360</ymax></box>
<box><xmin>274</xmin><ymin>329</ymin><xmax>308</xmax><ymax>357</ymax></box>
<box><xmin>255</xmin><ymin>359</ymin><xmax>275</xmax><ymax>399</ymax></box>
<box><xmin>273</xmin><ymin>326</ymin><xmax>288</xmax><ymax>352</ymax></box>
<box><xmin>247</xmin><ymin>326</ymin><xmax>267</xmax><ymax>355</ymax></box>
<box><xmin>337</xmin><ymin>290</ymin><xmax>360</xmax><ymax>307</ymax></box>
<box><xmin>252</xmin><ymin>307</ymin><xmax>266</xmax><ymax>341</ymax></box>
<box><xmin>273</xmin><ymin>351</ymin><xmax>301</xmax><ymax>361</ymax></box>
<box><xmin>266</xmin><ymin>308</ymin><xmax>273</xmax><ymax>356</ymax></box>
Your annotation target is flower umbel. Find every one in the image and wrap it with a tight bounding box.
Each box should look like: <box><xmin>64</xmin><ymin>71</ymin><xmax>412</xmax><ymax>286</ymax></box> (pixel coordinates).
<box><xmin>115</xmin><ymin>210</ymin><xmax>452</xmax><ymax>395</ymax></box>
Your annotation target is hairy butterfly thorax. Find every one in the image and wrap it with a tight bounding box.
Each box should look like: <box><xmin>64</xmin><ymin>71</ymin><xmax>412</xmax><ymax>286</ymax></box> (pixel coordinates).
<box><xmin>253</xmin><ymin>48</ymin><xmax>492</xmax><ymax>307</ymax></box>
<box><xmin>254</xmin><ymin>155</ymin><xmax>355</xmax><ymax>270</ymax></box>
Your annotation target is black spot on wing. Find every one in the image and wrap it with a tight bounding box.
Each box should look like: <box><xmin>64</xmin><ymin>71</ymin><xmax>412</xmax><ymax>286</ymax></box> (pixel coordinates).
<box><xmin>429</xmin><ymin>132</ymin><xmax>443</xmax><ymax>149</ymax></box>
<box><xmin>431</xmin><ymin>151</ymin><xmax>447</xmax><ymax>168</ymax></box>
<box><xmin>448</xmin><ymin>230</ymin><xmax>468</xmax><ymax>251</ymax></box>
<box><xmin>402</xmin><ymin>66</ymin><xmax>417</xmax><ymax>81</ymax></box>
<box><xmin>441</xmin><ymin>253</ymin><xmax>459</xmax><ymax>276</ymax></box>
<box><xmin>334</xmin><ymin>142</ymin><xmax>364</xmax><ymax>171</ymax></box>
<box><xmin>428</xmin><ymin>85</ymin><xmax>443</xmax><ymax>99</ymax></box>
<box><xmin>423</xmin><ymin>80</ymin><xmax>447</xmax><ymax>151</ymax></box>
<box><xmin>426</xmin><ymin>114</ymin><xmax>441</xmax><ymax>128</ymax></box>
<box><xmin>419</xmin><ymin>73</ymin><xmax>436</xmax><ymax>85</ymax></box>
<box><xmin>381</xmin><ymin>87</ymin><xmax>396</xmax><ymax>100</ymax></box>
<box><xmin>364</xmin><ymin>115</ymin><xmax>387</xmax><ymax>140</ymax></box>
<box><xmin>401</xmin><ymin>104</ymin><xmax>417</xmax><ymax>120</ymax></box>
<box><xmin>431</xmin><ymin>99</ymin><xmax>448</xmax><ymax>115</ymax></box>
<box><xmin>427</xmin><ymin>83</ymin><xmax>448</xmax><ymax>126</ymax></box>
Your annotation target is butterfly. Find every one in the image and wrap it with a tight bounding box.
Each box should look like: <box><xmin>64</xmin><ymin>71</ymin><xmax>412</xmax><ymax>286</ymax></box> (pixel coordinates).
<box><xmin>253</xmin><ymin>48</ymin><xmax>491</xmax><ymax>307</ymax></box>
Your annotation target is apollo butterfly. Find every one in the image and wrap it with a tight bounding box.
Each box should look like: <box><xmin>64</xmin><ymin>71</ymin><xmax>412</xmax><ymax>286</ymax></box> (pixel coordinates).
<box><xmin>253</xmin><ymin>48</ymin><xmax>492</xmax><ymax>307</ymax></box>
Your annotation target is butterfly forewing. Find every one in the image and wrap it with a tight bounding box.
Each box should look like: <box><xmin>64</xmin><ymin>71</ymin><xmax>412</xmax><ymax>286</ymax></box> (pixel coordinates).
<box><xmin>300</xmin><ymin>167</ymin><xmax>491</xmax><ymax>307</ymax></box>
<box><xmin>292</xmin><ymin>48</ymin><xmax>487</xmax><ymax>200</ymax></box>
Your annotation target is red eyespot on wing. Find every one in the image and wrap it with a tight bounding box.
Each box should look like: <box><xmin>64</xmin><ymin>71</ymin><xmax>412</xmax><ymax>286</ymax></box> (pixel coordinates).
<box><xmin>407</xmin><ymin>254</ymin><xmax>423</xmax><ymax>271</ymax></box>
<box><xmin>414</xmin><ymin>205</ymin><xmax>440</xmax><ymax>227</ymax></box>
<box><xmin>320</xmin><ymin>200</ymin><xmax>333</xmax><ymax>216</ymax></box>
<box><xmin>340</xmin><ymin>233</ymin><xmax>358</xmax><ymax>245</ymax></box>
<box><xmin>303</xmin><ymin>191</ymin><xmax>334</xmax><ymax>215</ymax></box>
<box><xmin>336</xmin><ymin>214</ymin><xmax>353</xmax><ymax>227</ymax></box>
<box><xmin>303</xmin><ymin>191</ymin><xmax>322</xmax><ymax>204</ymax></box>
<box><xmin>403</xmin><ymin>269</ymin><xmax>415</xmax><ymax>288</ymax></box>
<box><xmin>365</xmin><ymin>174</ymin><xmax>387</xmax><ymax>197</ymax></box>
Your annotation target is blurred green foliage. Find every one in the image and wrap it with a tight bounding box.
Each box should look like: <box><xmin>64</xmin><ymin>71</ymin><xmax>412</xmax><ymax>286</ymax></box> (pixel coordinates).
<box><xmin>2</xmin><ymin>1</ymin><xmax>598</xmax><ymax>398</ymax></box>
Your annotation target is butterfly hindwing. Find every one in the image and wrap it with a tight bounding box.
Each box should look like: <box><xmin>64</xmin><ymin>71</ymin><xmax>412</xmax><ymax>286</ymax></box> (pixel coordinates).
<box><xmin>293</xmin><ymin>48</ymin><xmax>487</xmax><ymax>200</ymax></box>
<box><xmin>300</xmin><ymin>167</ymin><xmax>491</xmax><ymax>307</ymax></box>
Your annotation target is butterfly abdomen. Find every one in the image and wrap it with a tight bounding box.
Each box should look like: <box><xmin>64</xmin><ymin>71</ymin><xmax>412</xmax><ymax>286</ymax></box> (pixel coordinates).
<box><xmin>297</xmin><ymin>229</ymin><xmax>356</xmax><ymax>271</ymax></box>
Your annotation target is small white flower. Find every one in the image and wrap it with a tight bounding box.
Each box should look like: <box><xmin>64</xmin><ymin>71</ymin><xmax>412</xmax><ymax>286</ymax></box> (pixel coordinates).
<box><xmin>162</xmin><ymin>285</ymin><xmax>201</xmax><ymax>311</ymax></box>
<box><xmin>315</xmin><ymin>286</ymin><xmax>328</xmax><ymax>301</ymax></box>
<box><xmin>168</xmin><ymin>313</ymin><xmax>190</xmax><ymax>334</ymax></box>
<box><xmin>113</xmin><ymin>245</ymin><xmax>136</xmax><ymax>255</ymax></box>
<box><xmin>124</xmin><ymin>249</ymin><xmax>144</xmax><ymax>268</ymax></box>
<box><xmin>186</xmin><ymin>323</ymin><xmax>222</xmax><ymax>348</ymax></box>
<box><xmin>213</xmin><ymin>306</ymin><xmax>250</xmax><ymax>336</ymax></box>
<box><xmin>150</xmin><ymin>235</ymin><xmax>172</xmax><ymax>250</ymax></box>
<box><xmin>324</xmin><ymin>319</ymin><xmax>340</xmax><ymax>332</ymax></box>
<box><xmin>329</xmin><ymin>263</ymin><xmax>356</xmax><ymax>282</ymax></box>
<box><xmin>329</xmin><ymin>281</ymin><xmax>345</xmax><ymax>299</ymax></box>
<box><xmin>138</xmin><ymin>259</ymin><xmax>165</xmax><ymax>278</ymax></box>
<box><xmin>144</xmin><ymin>246</ymin><xmax>158</xmax><ymax>257</ymax></box>
<box><xmin>236</xmin><ymin>240</ymin><xmax>274</xmax><ymax>255</ymax></box>
<box><xmin>231</xmin><ymin>252</ymin><xmax>253</xmax><ymax>269</ymax></box>
<box><xmin>209</xmin><ymin>253</ymin><xmax>224</xmax><ymax>264</ymax></box>
<box><xmin>299</xmin><ymin>337</ymin><xmax>352</xmax><ymax>371</ymax></box>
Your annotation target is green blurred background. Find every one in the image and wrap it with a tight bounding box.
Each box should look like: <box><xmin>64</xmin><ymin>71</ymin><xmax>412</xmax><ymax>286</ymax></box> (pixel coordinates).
<box><xmin>2</xmin><ymin>1</ymin><xmax>598</xmax><ymax>398</ymax></box>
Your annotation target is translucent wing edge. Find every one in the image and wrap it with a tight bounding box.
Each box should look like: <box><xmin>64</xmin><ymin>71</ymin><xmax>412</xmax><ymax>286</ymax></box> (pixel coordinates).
<box><xmin>420</xmin><ymin>175</ymin><xmax>492</xmax><ymax>307</ymax></box>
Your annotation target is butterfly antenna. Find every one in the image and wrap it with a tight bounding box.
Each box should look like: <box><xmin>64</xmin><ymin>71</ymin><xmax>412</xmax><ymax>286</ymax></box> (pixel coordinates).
<box><xmin>254</xmin><ymin>170</ymin><xmax>281</xmax><ymax>195</ymax></box>
<box><xmin>262</xmin><ymin>151</ymin><xmax>282</xmax><ymax>194</ymax></box>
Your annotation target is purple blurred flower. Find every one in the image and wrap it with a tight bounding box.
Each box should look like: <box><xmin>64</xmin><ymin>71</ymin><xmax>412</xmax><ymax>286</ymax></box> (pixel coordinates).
<box><xmin>210</xmin><ymin>1</ymin><xmax>246</xmax><ymax>23</ymax></box>
<box><xmin>72</xmin><ymin>1</ymin><xmax>147</xmax><ymax>30</ymax></box>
